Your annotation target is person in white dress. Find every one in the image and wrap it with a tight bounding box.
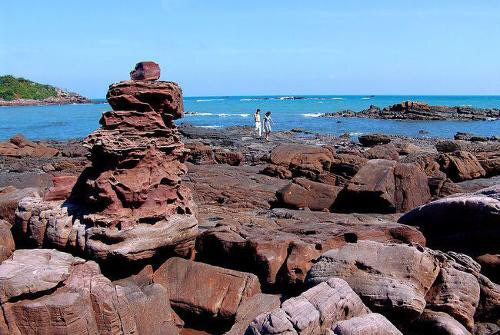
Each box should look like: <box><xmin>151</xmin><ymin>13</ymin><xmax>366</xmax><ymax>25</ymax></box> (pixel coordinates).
<box><xmin>254</xmin><ymin>109</ymin><xmax>262</xmax><ymax>137</ymax></box>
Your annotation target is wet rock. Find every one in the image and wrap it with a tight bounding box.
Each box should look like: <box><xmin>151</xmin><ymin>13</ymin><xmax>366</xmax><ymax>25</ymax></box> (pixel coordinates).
<box><xmin>336</xmin><ymin>159</ymin><xmax>431</xmax><ymax>213</ymax></box>
<box><xmin>153</xmin><ymin>257</ymin><xmax>261</xmax><ymax>322</ymax></box>
<box><xmin>130</xmin><ymin>61</ymin><xmax>161</xmax><ymax>81</ymax></box>
<box><xmin>331</xmin><ymin>313</ymin><xmax>402</xmax><ymax>335</ymax></box>
<box><xmin>43</xmin><ymin>175</ymin><xmax>77</xmax><ymax>201</ymax></box>
<box><xmin>307</xmin><ymin>241</ymin><xmax>440</xmax><ymax>320</ymax></box>
<box><xmin>0</xmin><ymin>219</ymin><xmax>14</xmax><ymax>262</ymax></box>
<box><xmin>475</xmin><ymin>275</ymin><xmax>500</xmax><ymax>323</ymax></box>
<box><xmin>398</xmin><ymin>185</ymin><xmax>500</xmax><ymax>255</ymax></box>
<box><xmin>358</xmin><ymin>134</ymin><xmax>391</xmax><ymax>147</ymax></box>
<box><xmin>246</xmin><ymin>278</ymin><xmax>370</xmax><ymax>334</ymax></box>
<box><xmin>276</xmin><ymin>177</ymin><xmax>342</xmax><ymax>211</ymax></box>
<box><xmin>438</xmin><ymin>151</ymin><xmax>486</xmax><ymax>182</ymax></box>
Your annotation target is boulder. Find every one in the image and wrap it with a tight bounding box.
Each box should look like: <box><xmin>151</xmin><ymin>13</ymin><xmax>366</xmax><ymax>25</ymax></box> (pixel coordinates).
<box><xmin>475</xmin><ymin>275</ymin><xmax>500</xmax><ymax>323</ymax></box>
<box><xmin>0</xmin><ymin>219</ymin><xmax>14</xmax><ymax>262</ymax></box>
<box><xmin>438</xmin><ymin>151</ymin><xmax>486</xmax><ymax>182</ymax></box>
<box><xmin>475</xmin><ymin>151</ymin><xmax>500</xmax><ymax>177</ymax></box>
<box><xmin>364</xmin><ymin>143</ymin><xmax>399</xmax><ymax>160</ymax></box>
<box><xmin>0</xmin><ymin>186</ymin><xmax>39</xmax><ymax>225</ymax></box>
<box><xmin>262</xmin><ymin>144</ymin><xmax>335</xmax><ymax>181</ymax></box>
<box><xmin>130</xmin><ymin>61</ymin><xmax>161</xmax><ymax>81</ymax></box>
<box><xmin>276</xmin><ymin>178</ymin><xmax>342</xmax><ymax>211</ymax></box>
<box><xmin>358</xmin><ymin>134</ymin><xmax>391</xmax><ymax>147</ymax></box>
<box><xmin>330</xmin><ymin>153</ymin><xmax>368</xmax><ymax>185</ymax></box>
<box><xmin>410</xmin><ymin>309</ymin><xmax>471</xmax><ymax>335</ymax></box>
<box><xmin>0</xmin><ymin>249</ymin><xmax>139</xmax><ymax>334</ymax></box>
<box><xmin>186</xmin><ymin>142</ymin><xmax>215</xmax><ymax>164</ymax></box>
<box><xmin>43</xmin><ymin>175</ymin><xmax>77</xmax><ymax>201</ymax></box>
<box><xmin>152</xmin><ymin>257</ymin><xmax>261</xmax><ymax>322</ymax></box>
<box><xmin>226</xmin><ymin>294</ymin><xmax>281</xmax><ymax>335</ymax></box>
<box><xmin>246</xmin><ymin>278</ymin><xmax>370</xmax><ymax>335</ymax></box>
<box><xmin>331</xmin><ymin>313</ymin><xmax>402</xmax><ymax>335</ymax></box>
<box><xmin>398</xmin><ymin>185</ymin><xmax>500</xmax><ymax>255</ymax></box>
<box><xmin>476</xmin><ymin>254</ymin><xmax>500</xmax><ymax>283</ymax></box>
<box><xmin>214</xmin><ymin>148</ymin><xmax>244</xmax><ymax>166</ymax></box>
<box><xmin>425</xmin><ymin>251</ymin><xmax>481</xmax><ymax>330</ymax></box>
<box><xmin>336</xmin><ymin>159</ymin><xmax>431</xmax><ymax>213</ymax></box>
<box><xmin>196</xmin><ymin>210</ymin><xmax>425</xmax><ymax>288</ymax></box>
<box><xmin>307</xmin><ymin>241</ymin><xmax>440</xmax><ymax>320</ymax></box>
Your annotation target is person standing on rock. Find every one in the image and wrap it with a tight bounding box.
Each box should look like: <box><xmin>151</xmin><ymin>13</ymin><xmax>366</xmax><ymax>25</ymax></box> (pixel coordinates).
<box><xmin>263</xmin><ymin>111</ymin><xmax>274</xmax><ymax>141</ymax></box>
<box><xmin>254</xmin><ymin>109</ymin><xmax>262</xmax><ymax>137</ymax></box>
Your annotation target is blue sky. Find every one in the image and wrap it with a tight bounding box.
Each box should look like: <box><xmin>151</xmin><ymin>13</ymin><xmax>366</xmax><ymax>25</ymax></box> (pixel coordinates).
<box><xmin>1</xmin><ymin>0</ymin><xmax>499</xmax><ymax>97</ymax></box>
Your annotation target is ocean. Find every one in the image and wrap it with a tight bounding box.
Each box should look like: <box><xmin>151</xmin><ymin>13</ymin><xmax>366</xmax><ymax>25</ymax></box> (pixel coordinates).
<box><xmin>0</xmin><ymin>95</ymin><xmax>499</xmax><ymax>141</ymax></box>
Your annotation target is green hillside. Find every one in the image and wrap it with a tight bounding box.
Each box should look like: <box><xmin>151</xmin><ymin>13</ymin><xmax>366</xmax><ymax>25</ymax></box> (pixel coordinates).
<box><xmin>0</xmin><ymin>75</ymin><xmax>58</xmax><ymax>101</ymax></box>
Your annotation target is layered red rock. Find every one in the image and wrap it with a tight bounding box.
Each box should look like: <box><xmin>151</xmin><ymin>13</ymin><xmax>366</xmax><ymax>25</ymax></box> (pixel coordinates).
<box><xmin>152</xmin><ymin>257</ymin><xmax>261</xmax><ymax>322</ymax></box>
<box><xmin>246</xmin><ymin>278</ymin><xmax>371</xmax><ymax>334</ymax></box>
<box><xmin>130</xmin><ymin>61</ymin><xmax>161</xmax><ymax>81</ymax></box>
<box><xmin>0</xmin><ymin>219</ymin><xmax>14</xmax><ymax>262</ymax></box>
<box><xmin>14</xmin><ymin>66</ymin><xmax>198</xmax><ymax>262</ymax></box>
<box><xmin>335</xmin><ymin>159</ymin><xmax>431</xmax><ymax>213</ymax></box>
<box><xmin>0</xmin><ymin>134</ymin><xmax>59</xmax><ymax>158</ymax></box>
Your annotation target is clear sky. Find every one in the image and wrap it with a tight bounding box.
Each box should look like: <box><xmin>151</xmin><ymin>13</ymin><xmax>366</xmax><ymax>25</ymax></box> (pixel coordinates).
<box><xmin>1</xmin><ymin>0</ymin><xmax>499</xmax><ymax>97</ymax></box>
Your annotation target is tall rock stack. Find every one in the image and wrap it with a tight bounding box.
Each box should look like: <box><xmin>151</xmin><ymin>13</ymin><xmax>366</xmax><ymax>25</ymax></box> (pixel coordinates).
<box><xmin>15</xmin><ymin>62</ymin><xmax>198</xmax><ymax>262</ymax></box>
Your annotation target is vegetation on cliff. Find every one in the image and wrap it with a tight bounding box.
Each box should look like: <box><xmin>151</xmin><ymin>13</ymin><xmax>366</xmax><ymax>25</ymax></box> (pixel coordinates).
<box><xmin>0</xmin><ymin>75</ymin><xmax>58</xmax><ymax>101</ymax></box>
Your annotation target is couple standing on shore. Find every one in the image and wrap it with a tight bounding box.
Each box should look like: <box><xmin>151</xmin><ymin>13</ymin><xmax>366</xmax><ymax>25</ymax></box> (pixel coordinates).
<box><xmin>254</xmin><ymin>109</ymin><xmax>274</xmax><ymax>141</ymax></box>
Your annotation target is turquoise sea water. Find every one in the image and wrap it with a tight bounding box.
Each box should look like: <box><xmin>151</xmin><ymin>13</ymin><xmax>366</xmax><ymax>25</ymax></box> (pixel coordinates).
<box><xmin>0</xmin><ymin>95</ymin><xmax>499</xmax><ymax>140</ymax></box>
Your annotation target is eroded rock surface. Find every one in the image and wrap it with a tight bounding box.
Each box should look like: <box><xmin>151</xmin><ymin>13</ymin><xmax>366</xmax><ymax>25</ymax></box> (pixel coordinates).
<box><xmin>14</xmin><ymin>67</ymin><xmax>198</xmax><ymax>262</ymax></box>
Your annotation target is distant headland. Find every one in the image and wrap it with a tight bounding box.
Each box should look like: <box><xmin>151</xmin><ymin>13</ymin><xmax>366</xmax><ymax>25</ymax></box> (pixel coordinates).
<box><xmin>0</xmin><ymin>75</ymin><xmax>91</xmax><ymax>106</ymax></box>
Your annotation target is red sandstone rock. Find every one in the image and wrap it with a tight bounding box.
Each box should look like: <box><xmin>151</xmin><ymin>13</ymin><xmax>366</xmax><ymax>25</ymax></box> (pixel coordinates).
<box><xmin>476</xmin><ymin>254</ymin><xmax>500</xmax><ymax>283</ymax></box>
<box><xmin>439</xmin><ymin>151</ymin><xmax>487</xmax><ymax>182</ymax></box>
<box><xmin>0</xmin><ymin>186</ymin><xmax>39</xmax><ymax>225</ymax></box>
<box><xmin>106</xmin><ymin>80</ymin><xmax>184</xmax><ymax>121</ymax></box>
<box><xmin>246</xmin><ymin>278</ymin><xmax>370</xmax><ymax>334</ymax></box>
<box><xmin>276</xmin><ymin>177</ymin><xmax>342</xmax><ymax>211</ymax></box>
<box><xmin>358</xmin><ymin>134</ymin><xmax>391</xmax><ymax>147</ymax></box>
<box><xmin>307</xmin><ymin>241</ymin><xmax>440</xmax><ymax>320</ymax></box>
<box><xmin>331</xmin><ymin>313</ymin><xmax>402</xmax><ymax>335</ymax></box>
<box><xmin>153</xmin><ymin>257</ymin><xmax>261</xmax><ymax>321</ymax></box>
<box><xmin>0</xmin><ymin>220</ymin><xmax>14</xmax><ymax>262</ymax></box>
<box><xmin>0</xmin><ymin>249</ymin><xmax>143</xmax><ymax>334</ymax></box>
<box><xmin>14</xmin><ymin>70</ymin><xmax>198</xmax><ymax>262</ymax></box>
<box><xmin>0</xmin><ymin>134</ymin><xmax>59</xmax><ymax>158</ymax></box>
<box><xmin>130</xmin><ymin>61</ymin><xmax>161</xmax><ymax>81</ymax></box>
<box><xmin>398</xmin><ymin>185</ymin><xmax>500</xmax><ymax>255</ymax></box>
<box><xmin>364</xmin><ymin>143</ymin><xmax>400</xmax><ymax>160</ymax></box>
<box><xmin>43</xmin><ymin>175</ymin><xmax>77</xmax><ymax>201</ymax></box>
<box><xmin>409</xmin><ymin>310</ymin><xmax>470</xmax><ymax>335</ymax></box>
<box><xmin>336</xmin><ymin>159</ymin><xmax>431</xmax><ymax>213</ymax></box>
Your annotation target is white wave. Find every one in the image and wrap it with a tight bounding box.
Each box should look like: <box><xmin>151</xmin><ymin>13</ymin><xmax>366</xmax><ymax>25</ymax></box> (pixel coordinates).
<box><xmin>217</xmin><ymin>113</ymin><xmax>249</xmax><ymax>117</ymax></box>
<box><xmin>331</xmin><ymin>97</ymin><xmax>343</xmax><ymax>100</ymax></box>
<box><xmin>186</xmin><ymin>112</ymin><xmax>214</xmax><ymax>116</ymax></box>
<box><xmin>240</xmin><ymin>98</ymin><xmax>260</xmax><ymax>101</ymax></box>
<box><xmin>197</xmin><ymin>125</ymin><xmax>222</xmax><ymax>128</ymax></box>
<box><xmin>318</xmin><ymin>101</ymin><xmax>324</xmax><ymax>104</ymax></box>
<box><xmin>361</xmin><ymin>97</ymin><xmax>370</xmax><ymax>100</ymax></box>
<box><xmin>196</xmin><ymin>98</ymin><xmax>225</xmax><ymax>102</ymax></box>
<box><xmin>349</xmin><ymin>132</ymin><xmax>364</xmax><ymax>136</ymax></box>
<box><xmin>302</xmin><ymin>113</ymin><xmax>323</xmax><ymax>118</ymax></box>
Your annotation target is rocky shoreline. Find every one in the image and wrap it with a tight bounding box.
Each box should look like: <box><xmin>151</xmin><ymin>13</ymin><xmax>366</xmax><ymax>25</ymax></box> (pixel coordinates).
<box><xmin>0</xmin><ymin>63</ymin><xmax>499</xmax><ymax>335</ymax></box>
<box><xmin>0</xmin><ymin>87</ymin><xmax>91</xmax><ymax>106</ymax></box>
<box><xmin>322</xmin><ymin>100</ymin><xmax>500</xmax><ymax>121</ymax></box>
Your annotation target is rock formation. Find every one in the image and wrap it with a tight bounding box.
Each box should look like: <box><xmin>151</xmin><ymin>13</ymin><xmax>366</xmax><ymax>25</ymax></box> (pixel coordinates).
<box><xmin>14</xmin><ymin>64</ymin><xmax>198</xmax><ymax>262</ymax></box>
